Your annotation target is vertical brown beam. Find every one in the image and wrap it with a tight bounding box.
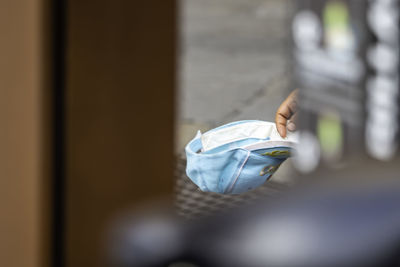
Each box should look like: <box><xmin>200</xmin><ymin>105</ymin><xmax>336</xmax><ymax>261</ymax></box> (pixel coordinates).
<box><xmin>0</xmin><ymin>0</ymin><xmax>51</xmax><ymax>267</ymax></box>
<box><xmin>66</xmin><ymin>1</ymin><xmax>176</xmax><ymax>266</ymax></box>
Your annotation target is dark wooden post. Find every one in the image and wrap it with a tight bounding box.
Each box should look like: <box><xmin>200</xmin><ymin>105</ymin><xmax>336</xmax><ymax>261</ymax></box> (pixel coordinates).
<box><xmin>65</xmin><ymin>1</ymin><xmax>176</xmax><ymax>266</ymax></box>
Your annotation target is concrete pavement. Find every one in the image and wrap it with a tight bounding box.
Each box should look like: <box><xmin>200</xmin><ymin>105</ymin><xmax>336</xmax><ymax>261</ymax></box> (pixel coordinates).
<box><xmin>177</xmin><ymin>0</ymin><xmax>294</xmax><ymax>183</ymax></box>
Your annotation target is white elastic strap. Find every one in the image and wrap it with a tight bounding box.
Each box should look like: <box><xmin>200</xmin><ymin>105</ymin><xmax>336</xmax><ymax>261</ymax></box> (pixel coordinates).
<box><xmin>201</xmin><ymin>121</ymin><xmax>275</xmax><ymax>152</ymax></box>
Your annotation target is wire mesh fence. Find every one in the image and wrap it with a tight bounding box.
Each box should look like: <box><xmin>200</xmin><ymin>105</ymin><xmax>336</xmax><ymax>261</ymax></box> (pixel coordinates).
<box><xmin>174</xmin><ymin>156</ymin><xmax>288</xmax><ymax>219</ymax></box>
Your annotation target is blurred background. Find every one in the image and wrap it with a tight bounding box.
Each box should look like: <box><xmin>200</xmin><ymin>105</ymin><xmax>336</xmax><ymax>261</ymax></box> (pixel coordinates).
<box><xmin>177</xmin><ymin>0</ymin><xmax>294</xmax><ymax>185</ymax></box>
<box><xmin>178</xmin><ymin>0</ymin><xmax>289</xmax><ymax>145</ymax></box>
<box><xmin>2</xmin><ymin>0</ymin><xmax>400</xmax><ymax>266</ymax></box>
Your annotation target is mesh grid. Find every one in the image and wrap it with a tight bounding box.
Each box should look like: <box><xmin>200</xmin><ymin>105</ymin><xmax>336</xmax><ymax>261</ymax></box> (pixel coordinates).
<box><xmin>174</xmin><ymin>156</ymin><xmax>288</xmax><ymax>219</ymax></box>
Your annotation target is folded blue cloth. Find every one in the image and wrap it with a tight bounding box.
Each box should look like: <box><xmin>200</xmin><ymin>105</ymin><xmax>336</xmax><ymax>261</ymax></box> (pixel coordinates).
<box><xmin>185</xmin><ymin>120</ymin><xmax>297</xmax><ymax>194</ymax></box>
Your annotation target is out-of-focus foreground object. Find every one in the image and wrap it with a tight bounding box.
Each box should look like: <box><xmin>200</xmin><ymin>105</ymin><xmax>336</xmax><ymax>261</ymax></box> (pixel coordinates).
<box><xmin>109</xmin><ymin>179</ymin><xmax>400</xmax><ymax>267</ymax></box>
<box><xmin>0</xmin><ymin>0</ymin><xmax>52</xmax><ymax>267</ymax></box>
<box><xmin>65</xmin><ymin>1</ymin><xmax>176</xmax><ymax>267</ymax></box>
<box><xmin>0</xmin><ymin>0</ymin><xmax>176</xmax><ymax>266</ymax></box>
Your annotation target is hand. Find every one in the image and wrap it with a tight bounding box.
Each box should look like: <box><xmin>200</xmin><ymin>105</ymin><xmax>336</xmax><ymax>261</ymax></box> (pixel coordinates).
<box><xmin>275</xmin><ymin>90</ymin><xmax>298</xmax><ymax>138</ymax></box>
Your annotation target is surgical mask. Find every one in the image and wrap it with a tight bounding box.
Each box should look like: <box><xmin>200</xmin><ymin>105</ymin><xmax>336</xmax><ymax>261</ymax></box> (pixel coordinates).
<box><xmin>185</xmin><ymin>120</ymin><xmax>297</xmax><ymax>194</ymax></box>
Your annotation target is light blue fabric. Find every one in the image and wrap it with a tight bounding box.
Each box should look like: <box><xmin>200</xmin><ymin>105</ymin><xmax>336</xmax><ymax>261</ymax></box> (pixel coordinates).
<box><xmin>185</xmin><ymin>120</ymin><xmax>293</xmax><ymax>194</ymax></box>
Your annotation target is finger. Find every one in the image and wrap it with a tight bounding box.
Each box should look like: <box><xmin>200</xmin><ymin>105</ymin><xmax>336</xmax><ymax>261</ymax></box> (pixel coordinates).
<box><xmin>275</xmin><ymin>108</ymin><xmax>290</xmax><ymax>138</ymax></box>
<box><xmin>276</xmin><ymin>120</ymin><xmax>287</xmax><ymax>138</ymax></box>
<box><xmin>275</xmin><ymin>99</ymin><xmax>294</xmax><ymax>137</ymax></box>
<box><xmin>275</xmin><ymin>90</ymin><xmax>299</xmax><ymax>138</ymax></box>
